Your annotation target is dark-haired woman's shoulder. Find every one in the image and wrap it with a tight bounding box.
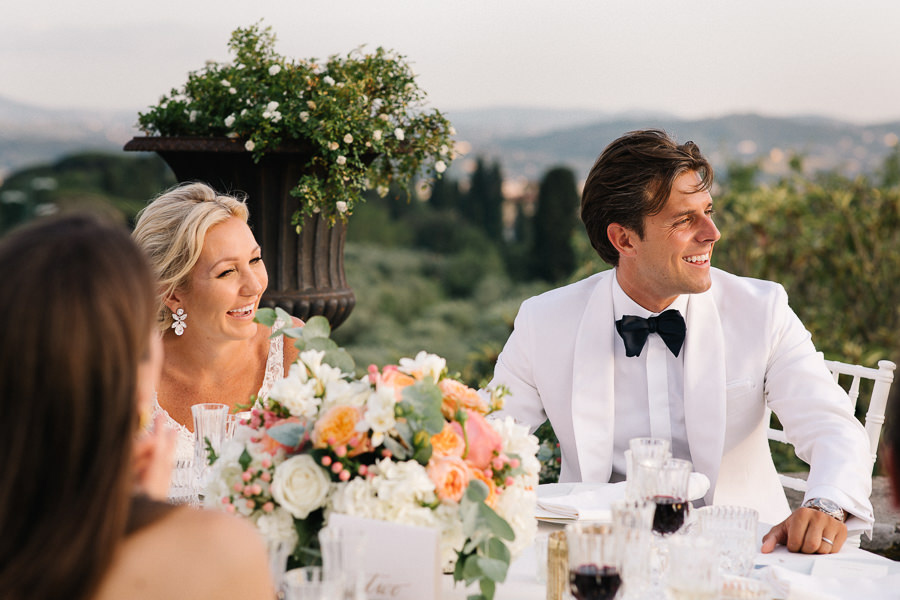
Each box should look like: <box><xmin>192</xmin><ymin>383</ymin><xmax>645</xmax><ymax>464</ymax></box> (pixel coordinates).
<box><xmin>95</xmin><ymin>506</ymin><xmax>273</xmax><ymax>599</ymax></box>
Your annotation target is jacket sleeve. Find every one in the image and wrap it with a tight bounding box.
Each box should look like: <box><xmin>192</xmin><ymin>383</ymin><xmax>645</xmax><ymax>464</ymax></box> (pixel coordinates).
<box><xmin>763</xmin><ymin>284</ymin><xmax>874</xmax><ymax>531</ymax></box>
<box><xmin>487</xmin><ymin>299</ymin><xmax>548</xmax><ymax>434</ymax></box>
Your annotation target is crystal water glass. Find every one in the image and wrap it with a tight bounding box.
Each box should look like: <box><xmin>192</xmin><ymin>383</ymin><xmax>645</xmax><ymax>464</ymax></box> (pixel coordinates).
<box><xmin>696</xmin><ymin>505</ymin><xmax>759</xmax><ymax>577</ymax></box>
<box><xmin>610</xmin><ymin>499</ymin><xmax>655</xmax><ymax>599</ymax></box>
<box><xmin>565</xmin><ymin>522</ymin><xmax>622</xmax><ymax>600</ymax></box>
<box><xmin>665</xmin><ymin>534</ymin><xmax>721</xmax><ymax>600</ymax></box>
<box><xmin>283</xmin><ymin>566</ymin><xmax>341</xmax><ymax>600</ymax></box>
<box><xmin>318</xmin><ymin>526</ymin><xmax>367</xmax><ymax>600</ymax></box>
<box><xmin>191</xmin><ymin>402</ymin><xmax>228</xmax><ymax>495</ymax></box>
<box><xmin>625</xmin><ymin>438</ymin><xmax>671</xmax><ymax>501</ymax></box>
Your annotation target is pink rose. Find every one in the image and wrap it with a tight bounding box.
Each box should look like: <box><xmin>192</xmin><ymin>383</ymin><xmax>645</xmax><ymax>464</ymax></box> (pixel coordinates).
<box><xmin>451</xmin><ymin>410</ymin><xmax>503</xmax><ymax>470</ymax></box>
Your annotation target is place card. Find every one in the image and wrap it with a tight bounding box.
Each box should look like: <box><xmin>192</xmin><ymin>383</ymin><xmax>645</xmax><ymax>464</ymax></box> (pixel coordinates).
<box><xmin>809</xmin><ymin>557</ymin><xmax>889</xmax><ymax>579</ymax></box>
<box><xmin>327</xmin><ymin>514</ymin><xmax>441</xmax><ymax>600</ymax></box>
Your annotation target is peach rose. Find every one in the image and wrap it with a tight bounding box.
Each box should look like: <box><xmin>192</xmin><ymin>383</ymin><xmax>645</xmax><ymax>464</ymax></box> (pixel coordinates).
<box><xmin>451</xmin><ymin>410</ymin><xmax>503</xmax><ymax>470</ymax></box>
<box><xmin>427</xmin><ymin>455</ymin><xmax>470</xmax><ymax>503</ymax></box>
<box><xmin>430</xmin><ymin>422</ymin><xmax>465</xmax><ymax>458</ymax></box>
<box><xmin>468</xmin><ymin>467</ymin><xmax>498</xmax><ymax>507</ymax></box>
<box><xmin>439</xmin><ymin>379</ymin><xmax>489</xmax><ymax>418</ymax></box>
<box><xmin>312</xmin><ymin>405</ymin><xmax>363</xmax><ymax>449</ymax></box>
<box><xmin>381</xmin><ymin>365</ymin><xmax>418</xmax><ymax>400</ymax></box>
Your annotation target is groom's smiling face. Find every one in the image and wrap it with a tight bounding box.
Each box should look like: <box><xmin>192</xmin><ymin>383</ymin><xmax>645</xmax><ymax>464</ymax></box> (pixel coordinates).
<box><xmin>614</xmin><ymin>170</ymin><xmax>720</xmax><ymax>312</ymax></box>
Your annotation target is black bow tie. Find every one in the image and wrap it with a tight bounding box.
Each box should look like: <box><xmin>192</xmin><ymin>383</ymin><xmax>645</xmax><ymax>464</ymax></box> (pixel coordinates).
<box><xmin>615</xmin><ymin>309</ymin><xmax>686</xmax><ymax>358</ymax></box>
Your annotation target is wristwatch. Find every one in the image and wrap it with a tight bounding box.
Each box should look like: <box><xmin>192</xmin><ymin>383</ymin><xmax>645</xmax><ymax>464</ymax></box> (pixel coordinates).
<box><xmin>801</xmin><ymin>497</ymin><xmax>848</xmax><ymax>522</ymax></box>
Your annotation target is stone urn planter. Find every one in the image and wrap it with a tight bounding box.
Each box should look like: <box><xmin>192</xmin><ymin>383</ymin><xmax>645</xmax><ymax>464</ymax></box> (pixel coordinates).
<box><xmin>125</xmin><ymin>136</ymin><xmax>355</xmax><ymax>328</ymax></box>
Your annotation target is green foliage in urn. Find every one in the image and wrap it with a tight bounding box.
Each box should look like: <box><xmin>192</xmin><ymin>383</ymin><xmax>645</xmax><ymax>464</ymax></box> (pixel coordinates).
<box><xmin>136</xmin><ymin>22</ymin><xmax>455</xmax><ymax>229</ymax></box>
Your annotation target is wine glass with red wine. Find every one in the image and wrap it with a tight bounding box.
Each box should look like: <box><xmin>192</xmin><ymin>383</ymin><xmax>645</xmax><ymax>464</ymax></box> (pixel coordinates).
<box><xmin>636</xmin><ymin>458</ymin><xmax>693</xmax><ymax>536</ymax></box>
<box><xmin>565</xmin><ymin>522</ymin><xmax>622</xmax><ymax>600</ymax></box>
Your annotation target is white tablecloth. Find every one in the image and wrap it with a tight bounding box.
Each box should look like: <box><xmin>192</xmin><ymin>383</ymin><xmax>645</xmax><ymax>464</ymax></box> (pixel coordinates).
<box><xmin>442</xmin><ymin>520</ymin><xmax>900</xmax><ymax>600</ymax></box>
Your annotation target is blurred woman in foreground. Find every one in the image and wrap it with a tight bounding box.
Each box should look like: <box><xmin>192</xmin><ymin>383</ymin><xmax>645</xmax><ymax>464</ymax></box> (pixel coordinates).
<box><xmin>0</xmin><ymin>214</ymin><xmax>272</xmax><ymax>599</ymax></box>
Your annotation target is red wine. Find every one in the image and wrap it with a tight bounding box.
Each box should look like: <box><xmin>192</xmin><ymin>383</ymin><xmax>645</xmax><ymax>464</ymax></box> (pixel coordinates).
<box><xmin>568</xmin><ymin>564</ymin><xmax>621</xmax><ymax>600</ymax></box>
<box><xmin>652</xmin><ymin>495</ymin><xmax>687</xmax><ymax>534</ymax></box>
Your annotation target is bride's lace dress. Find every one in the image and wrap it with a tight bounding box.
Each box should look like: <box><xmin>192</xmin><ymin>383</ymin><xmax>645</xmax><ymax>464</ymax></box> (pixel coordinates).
<box><xmin>152</xmin><ymin>327</ymin><xmax>285</xmax><ymax>465</ymax></box>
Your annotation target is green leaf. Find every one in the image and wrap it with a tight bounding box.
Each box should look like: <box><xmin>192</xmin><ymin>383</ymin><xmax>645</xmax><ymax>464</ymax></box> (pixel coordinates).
<box><xmin>465</xmin><ymin>479</ymin><xmax>489</xmax><ymax>504</ymax></box>
<box><xmin>266</xmin><ymin>422</ymin><xmax>307</xmax><ymax>447</ymax></box>
<box><xmin>479</xmin><ymin>503</ymin><xmax>515</xmax><ymax>541</ymax></box>
<box><xmin>239</xmin><ymin>448</ymin><xmax>253</xmax><ymax>471</ymax></box>
<box><xmin>322</xmin><ymin>348</ymin><xmax>355</xmax><ymax>373</ymax></box>
<box><xmin>304</xmin><ymin>337</ymin><xmax>340</xmax><ymax>352</ymax></box>
<box><xmin>381</xmin><ymin>435</ymin><xmax>410</xmax><ymax>460</ymax></box>
<box><xmin>255</xmin><ymin>307</ymin><xmax>277</xmax><ymax>326</ymax></box>
<box><xmin>478</xmin><ymin>577</ymin><xmax>496</xmax><ymax>600</ymax></box>
<box><xmin>398</xmin><ymin>380</ymin><xmax>444</xmax><ymax>435</ymax></box>
<box><xmin>302</xmin><ymin>315</ymin><xmax>331</xmax><ymax>339</ymax></box>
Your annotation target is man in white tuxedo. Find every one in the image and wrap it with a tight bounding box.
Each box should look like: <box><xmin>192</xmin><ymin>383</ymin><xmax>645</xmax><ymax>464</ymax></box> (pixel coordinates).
<box><xmin>490</xmin><ymin>129</ymin><xmax>873</xmax><ymax>554</ymax></box>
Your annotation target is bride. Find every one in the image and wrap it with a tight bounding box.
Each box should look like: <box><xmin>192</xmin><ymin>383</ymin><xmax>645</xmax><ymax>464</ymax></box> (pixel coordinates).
<box><xmin>133</xmin><ymin>182</ymin><xmax>302</xmax><ymax>465</ymax></box>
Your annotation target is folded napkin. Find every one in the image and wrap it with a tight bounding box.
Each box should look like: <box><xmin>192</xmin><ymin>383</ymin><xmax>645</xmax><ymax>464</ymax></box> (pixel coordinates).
<box><xmin>536</xmin><ymin>482</ymin><xmax>626</xmax><ymax>520</ymax></box>
<box><xmin>756</xmin><ymin>563</ymin><xmax>898</xmax><ymax>600</ymax></box>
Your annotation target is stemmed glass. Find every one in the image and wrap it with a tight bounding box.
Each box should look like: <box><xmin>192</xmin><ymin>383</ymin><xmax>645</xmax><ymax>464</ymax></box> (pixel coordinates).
<box><xmin>191</xmin><ymin>402</ymin><xmax>228</xmax><ymax>498</ymax></box>
<box><xmin>610</xmin><ymin>499</ymin><xmax>655</xmax><ymax>600</ymax></box>
<box><xmin>566</xmin><ymin>522</ymin><xmax>622</xmax><ymax>600</ymax></box>
<box><xmin>283</xmin><ymin>566</ymin><xmax>341</xmax><ymax>600</ymax></box>
<box><xmin>625</xmin><ymin>438</ymin><xmax>671</xmax><ymax>501</ymax></box>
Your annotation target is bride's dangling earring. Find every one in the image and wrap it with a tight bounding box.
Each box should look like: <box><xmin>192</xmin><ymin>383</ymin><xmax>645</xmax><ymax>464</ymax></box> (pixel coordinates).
<box><xmin>171</xmin><ymin>307</ymin><xmax>187</xmax><ymax>336</ymax></box>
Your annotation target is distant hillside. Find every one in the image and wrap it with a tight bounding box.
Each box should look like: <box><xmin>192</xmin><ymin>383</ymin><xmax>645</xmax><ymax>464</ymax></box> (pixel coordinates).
<box><xmin>0</xmin><ymin>96</ymin><xmax>138</xmax><ymax>179</ymax></box>
<box><xmin>453</xmin><ymin>111</ymin><xmax>900</xmax><ymax>182</ymax></box>
<box><xmin>2</xmin><ymin>96</ymin><xmax>898</xmax><ymax>185</ymax></box>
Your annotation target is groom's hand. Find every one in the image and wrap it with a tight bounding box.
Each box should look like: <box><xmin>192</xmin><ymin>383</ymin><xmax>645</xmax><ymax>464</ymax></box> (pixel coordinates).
<box><xmin>761</xmin><ymin>507</ymin><xmax>847</xmax><ymax>554</ymax></box>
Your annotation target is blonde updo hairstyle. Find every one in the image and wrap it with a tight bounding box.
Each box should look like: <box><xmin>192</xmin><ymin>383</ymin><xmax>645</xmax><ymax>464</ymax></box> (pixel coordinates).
<box><xmin>133</xmin><ymin>182</ymin><xmax>250</xmax><ymax>331</ymax></box>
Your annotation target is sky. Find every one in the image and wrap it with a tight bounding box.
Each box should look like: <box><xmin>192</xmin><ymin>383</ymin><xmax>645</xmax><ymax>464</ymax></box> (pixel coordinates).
<box><xmin>3</xmin><ymin>0</ymin><xmax>900</xmax><ymax>124</ymax></box>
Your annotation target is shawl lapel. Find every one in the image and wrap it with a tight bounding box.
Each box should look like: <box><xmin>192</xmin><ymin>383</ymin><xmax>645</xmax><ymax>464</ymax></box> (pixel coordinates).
<box><xmin>571</xmin><ymin>272</ymin><xmax>617</xmax><ymax>483</ymax></box>
<box><xmin>682</xmin><ymin>289</ymin><xmax>727</xmax><ymax>505</ymax></box>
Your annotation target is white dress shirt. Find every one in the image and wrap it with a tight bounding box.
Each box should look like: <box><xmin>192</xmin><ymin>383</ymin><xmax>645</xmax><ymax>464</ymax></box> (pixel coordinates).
<box><xmin>611</xmin><ymin>274</ymin><xmax>690</xmax><ymax>479</ymax></box>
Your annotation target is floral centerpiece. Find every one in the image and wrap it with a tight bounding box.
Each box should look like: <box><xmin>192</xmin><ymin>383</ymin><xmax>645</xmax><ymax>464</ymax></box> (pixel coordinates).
<box><xmin>203</xmin><ymin>311</ymin><xmax>539</xmax><ymax>600</ymax></box>
<box><xmin>135</xmin><ymin>22</ymin><xmax>455</xmax><ymax>229</ymax></box>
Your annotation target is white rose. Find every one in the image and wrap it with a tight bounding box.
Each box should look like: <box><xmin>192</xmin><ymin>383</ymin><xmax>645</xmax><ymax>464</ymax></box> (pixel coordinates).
<box><xmin>189</xmin><ymin>110</ymin><xmax>198</xmax><ymax>123</ymax></box>
<box><xmin>336</xmin><ymin>200</ymin><xmax>348</xmax><ymax>213</ymax></box>
<box><xmin>393</xmin><ymin>128</ymin><xmax>405</xmax><ymax>141</ymax></box>
<box><xmin>307</xmin><ymin>100</ymin><xmax>317</xmax><ymax>110</ymax></box>
<box><xmin>266</xmin><ymin>101</ymin><xmax>280</xmax><ymax>112</ymax></box>
<box><xmin>271</xmin><ymin>455</ymin><xmax>331</xmax><ymax>519</ymax></box>
<box><xmin>245</xmin><ymin>140</ymin><xmax>256</xmax><ymax>152</ymax></box>
<box><xmin>328</xmin><ymin>141</ymin><xmax>340</xmax><ymax>151</ymax></box>
<box><xmin>229</xmin><ymin>87</ymin><xmax>237</xmax><ymax>95</ymax></box>
<box><xmin>336</xmin><ymin>156</ymin><xmax>346</xmax><ymax>166</ymax></box>
<box><xmin>221</xmin><ymin>79</ymin><xmax>231</xmax><ymax>87</ymax></box>
<box><xmin>268</xmin><ymin>64</ymin><xmax>282</xmax><ymax>76</ymax></box>
<box><xmin>300</xmin><ymin>111</ymin><xmax>309</xmax><ymax>122</ymax></box>
<box><xmin>323</xmin><ymin>75</ymin><xmax>335</xmax><ymax>85</ymax></box>
<box><xmin>224</xmin><ymin>114</ymin><xmax>236</xmax><ymax>128</ymax></box>
<box><xmin>372</xmin><ymin>130</ymin><xmax>382</xmax><ymax>142</ymax></box>
<box><xmin>435</xmin><ymin>160</ymin><xmax>447</xmax><ymax>174</ymax></box>
<box><xmin>343</xmin><ymin>133</ymin><xmax>353</xmax><ymax>144</ymax></box>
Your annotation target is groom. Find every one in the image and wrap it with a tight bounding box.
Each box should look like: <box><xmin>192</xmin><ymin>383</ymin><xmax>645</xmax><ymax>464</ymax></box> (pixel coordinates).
<box><xmin>489</xmin><ymin>129</ymin><xmax>873</xmax><ymax>554</ymax></box>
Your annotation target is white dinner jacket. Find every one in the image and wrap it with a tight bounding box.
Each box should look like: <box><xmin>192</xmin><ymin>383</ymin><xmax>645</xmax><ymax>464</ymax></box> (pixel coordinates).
<box><xmin>490</xmin><ymin>268</ymin><xmax>874</xmax><ymax>527</ymax></box>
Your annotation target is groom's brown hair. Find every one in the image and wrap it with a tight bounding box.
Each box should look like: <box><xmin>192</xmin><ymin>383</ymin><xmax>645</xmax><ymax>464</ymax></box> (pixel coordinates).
<box><xmin>581</xmin><ymin>129</ymin><xmax>714</xmax><ymax>266</ymax></box>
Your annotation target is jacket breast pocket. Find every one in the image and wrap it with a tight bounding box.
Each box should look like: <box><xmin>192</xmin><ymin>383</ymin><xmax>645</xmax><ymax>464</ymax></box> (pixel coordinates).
<box><xmin>724</xmin><ymin>379</ymin><xmax>764</xmax><ymax>446</ymax></box>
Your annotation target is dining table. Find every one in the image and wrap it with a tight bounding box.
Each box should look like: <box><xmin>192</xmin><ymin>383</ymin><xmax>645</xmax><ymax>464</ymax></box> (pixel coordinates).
<box><xmin>441</xmin><ymin>482</ymin><xmax>900</xmax><ymax>600</ymax></box>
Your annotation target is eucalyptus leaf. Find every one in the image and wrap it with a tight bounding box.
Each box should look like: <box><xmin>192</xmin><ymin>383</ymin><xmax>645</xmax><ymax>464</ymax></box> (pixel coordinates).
<box><xmin>304</xmin><ymin>337</ymin><xmax>340</xmax><ymax>352</ymax></box>
<box><xmin>486</xmin><ymin>537</ymin><xmax>511</xmax><ymax>563</ymax></box>
<box><xmin>474</xmin><ymin>555</ymin><xmax>507</xmax><ymax>582</ymax></box>
<box><xmin>479</xmin><ymin>503</ymin><xmax>515</xmax><ymax>541</ymax></box>
<box><xmin>302</xmin><ymin>315</ymin><xmax>332</xmax><ymax>339</ymax></box>
<box><xmin>399</xmin><ymin>381</ymin><xmax>444</xmax><ymax>434</ymax></box>
<box><xmin>381</xmin><ymin>435</ymin><xmax>410</xmax><ymax>460</ymax></box>
<box><xmin>255</xmin><ymin>307</ymin><xmax>277</xmax><ymax>327</ymax></box>
<box><xmin>322</xmin><ymin>348</ymin><xmax>356</xmax><ymax>373</ymax></box>
<box><xmin>266</xmin><ymin>422</ymin><xmax>307</xmax><ymax>448</ymax></box>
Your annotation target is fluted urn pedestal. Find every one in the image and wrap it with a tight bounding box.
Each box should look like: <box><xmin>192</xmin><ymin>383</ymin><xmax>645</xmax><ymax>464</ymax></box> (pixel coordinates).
<box><xmin>125</xmin><ymin>136</ymin><xmax>355</xmax><ymax>328</ymax></box>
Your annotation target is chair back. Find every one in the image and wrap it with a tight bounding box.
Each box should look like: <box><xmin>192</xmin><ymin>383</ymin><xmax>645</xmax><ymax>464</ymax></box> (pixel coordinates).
<box><xmin>767</xmin><ymin>358</ymin><xmax>896</xmax><ymax>493</ymax></box>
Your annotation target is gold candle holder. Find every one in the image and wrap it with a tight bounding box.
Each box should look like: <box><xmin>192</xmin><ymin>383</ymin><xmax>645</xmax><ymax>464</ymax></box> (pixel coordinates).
<box><xmin>546</xmin><ymin>530</ymin><xmax>568</xmax><ymax>600</ymax></box>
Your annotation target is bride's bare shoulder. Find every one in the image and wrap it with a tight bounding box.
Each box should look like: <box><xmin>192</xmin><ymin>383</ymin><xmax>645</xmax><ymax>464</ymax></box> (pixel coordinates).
<box><xmin>95</xmin><ymin>507</ymin><xmax>273</xmax><ymax>600</ymax></box>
